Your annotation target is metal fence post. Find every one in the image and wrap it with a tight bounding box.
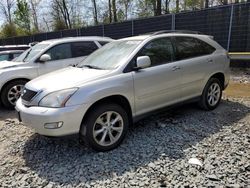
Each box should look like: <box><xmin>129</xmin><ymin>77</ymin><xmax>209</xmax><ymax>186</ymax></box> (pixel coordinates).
<box><xmin>171</xmin><ymin>14</ymin><xmax>175</xmax><ymax>30</ymax></box>
<box><xmin>102</xmin><ymin>24</ymin><xmax>105</xmax><ymax>37</ymax></box>
<box><xmin>131</xmin><ymin>19</ymin><xmax>134</xmax><ymax>36</ymax></box>
<box><xmin>227</xmin><ymin>4</ymin><xmax>234</xmax><ymax>51</ymax></box>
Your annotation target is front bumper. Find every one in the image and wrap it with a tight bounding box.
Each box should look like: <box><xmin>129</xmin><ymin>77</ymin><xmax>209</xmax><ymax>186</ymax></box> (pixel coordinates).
<box><xmin>15</xmin><ymin>99</ymin><xmax>88</xmax><ymax>136</ymax></box>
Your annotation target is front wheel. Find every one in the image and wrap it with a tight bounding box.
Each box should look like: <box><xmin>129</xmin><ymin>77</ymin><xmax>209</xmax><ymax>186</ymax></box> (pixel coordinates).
<box><xmin>199</xmin><ymin>78</ymin><xmax>222</xmax><ymax>110</ymax></box>
<box><xmin>1</xmin><ymin>80</ymin><xmax>27</xmax><ymax>109</ymax></box>
<box><xmin>80</xmin><ymin>103</ymin><xmax>129</xmax><ymax>151</ymax></box>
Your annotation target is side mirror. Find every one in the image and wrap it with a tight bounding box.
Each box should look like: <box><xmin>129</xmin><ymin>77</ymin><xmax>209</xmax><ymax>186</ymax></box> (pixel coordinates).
<box><xmin>135</xmin><ymin>56</ymin><xmax>151</xmax><ymax>70</ymax></box>
<box><xmin>39</xmin><ymin>54</ymin><xmax>51</xmax><ymax>62</ymax></box>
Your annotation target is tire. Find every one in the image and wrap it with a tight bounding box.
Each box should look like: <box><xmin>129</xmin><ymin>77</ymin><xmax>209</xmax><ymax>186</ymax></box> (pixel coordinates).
<box><xmin>80</xmin><ymin>103</ymin><xmax>129</xmax><ymax>151</ymax></box>
<box><xmin>199</xmin><ymin>78</ymin><xmax>222</xmax><ymax>110</ymax></box>
<box><xmin>1</xmin><ymin>80</ymin><xmax>27</xmax><ymax>109</ymax></box>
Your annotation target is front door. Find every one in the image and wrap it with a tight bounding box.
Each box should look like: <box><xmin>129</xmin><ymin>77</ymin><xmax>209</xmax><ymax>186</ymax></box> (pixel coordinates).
<box><xmin>132</xmin><ymin>37</ymin><xmax>182</xmax><ymax>116</ymax></box>
<box><xmin>37</xmin><ymin>43</ymin><xmax>73</xmax><ymax>75</ymax></box>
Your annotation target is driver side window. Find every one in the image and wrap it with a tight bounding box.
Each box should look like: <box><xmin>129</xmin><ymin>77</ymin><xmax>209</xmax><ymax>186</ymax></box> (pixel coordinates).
<box><xmin>138</xmin><ymin>37</ymin><xmax>174</xmax><ymax>67</ymax></box>
<box><xmin>45</xmin><ymin>43</ymin><xmax>72</xmax><ymax>61</ymax></box>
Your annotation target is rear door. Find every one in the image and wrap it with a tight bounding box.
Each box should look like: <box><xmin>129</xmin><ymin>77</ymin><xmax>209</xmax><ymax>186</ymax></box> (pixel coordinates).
<box><xmin>132</xmin><ymin>37</ymin><xmax>182</xmax><ymax>115</ymax></box>
<box><xmin>173</xmin><ymin>36</ymin><xmax>216</xmax><ymax>101</ymax></box>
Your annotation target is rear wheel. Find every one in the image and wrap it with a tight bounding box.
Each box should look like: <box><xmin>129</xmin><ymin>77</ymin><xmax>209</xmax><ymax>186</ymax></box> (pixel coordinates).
<box><xmin>1</xmin><ymin>80</ymin><xmax>27</xmax><ymax>109</ymax></box>
<box><xmin>199</xmin><ymin>78</ymin><xmax>222</xmax><ymax>110</ymax></box>
<box><xmin>80</xmin><ymin>103</ymin><xmax>129</xmax><ymax>151</ymax></box>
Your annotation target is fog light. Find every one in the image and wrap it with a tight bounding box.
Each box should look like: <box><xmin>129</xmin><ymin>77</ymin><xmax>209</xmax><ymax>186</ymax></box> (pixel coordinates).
<box><xmin>44</xmin><ymin>122</ymin><xmax>63</xmax><ymax>129</ymax></box>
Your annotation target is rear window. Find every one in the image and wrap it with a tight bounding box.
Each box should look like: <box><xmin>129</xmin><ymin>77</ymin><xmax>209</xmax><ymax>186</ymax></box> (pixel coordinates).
<box><xmin>0</xmin><ymin>54</ymin><xmax>9</xmax><ymax>61</ymax></box>
<box><xmin>174</xmin><ymin>37</ymin><xmax>215</xmax><ymax>61</ymax></box>
<box><xmin>71</xmin><ymin>42</ymin><xmax>98</xmax><ymax>57</ymax></box>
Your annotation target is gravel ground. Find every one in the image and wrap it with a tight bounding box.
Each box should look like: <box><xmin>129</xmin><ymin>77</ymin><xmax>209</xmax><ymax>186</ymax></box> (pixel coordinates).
<box><xmin>0</xmin><ymin>71</ymin><xmax>249</xmax><ymax>188</ymax></box>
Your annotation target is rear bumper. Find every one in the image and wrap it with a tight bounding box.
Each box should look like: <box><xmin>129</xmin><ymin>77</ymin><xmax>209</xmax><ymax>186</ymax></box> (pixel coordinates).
<box><xmin>15</xmin><ymin>99</ymin><xmax>88</xmax><ymax>136</ymax></box>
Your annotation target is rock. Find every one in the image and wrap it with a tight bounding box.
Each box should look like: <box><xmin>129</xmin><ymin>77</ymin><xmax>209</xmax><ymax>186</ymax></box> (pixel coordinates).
<box><xmin>188</xmin><ymin>158</ymin><xmax>203</xmax><ymax>167</ymax></box>
<box><xmin>206</xmin><ymin>174</ymin><xmax>220</xmax><ymax>181</ymax></box>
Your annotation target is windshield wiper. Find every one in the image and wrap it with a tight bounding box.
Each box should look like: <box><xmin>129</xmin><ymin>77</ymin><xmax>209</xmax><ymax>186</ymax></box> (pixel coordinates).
<box><xmin>82</xmin><ymin>65</ymin><xmax>103</xmax><ymax>70</ymax></box>
<box><xmin>22</xmin><ymin>49</ymin><xmax>31</xmax><ymax>62</ymax></box>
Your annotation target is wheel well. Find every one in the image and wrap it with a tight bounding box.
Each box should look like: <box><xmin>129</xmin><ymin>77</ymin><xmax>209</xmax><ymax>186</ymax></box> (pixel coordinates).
<box><xmin>82</xmin><ymin>95</ymin><xmax>133</xmax><ymax>126</ymax></box>
<box><xmin>210</xmin><ymin>73</ymin><xmax>225</xmax><ymax>89</ymax></box>
<box><xmin>1</xmin><ymin>78</ymin><xmax>30</xmax><ymax>94</ymax></box>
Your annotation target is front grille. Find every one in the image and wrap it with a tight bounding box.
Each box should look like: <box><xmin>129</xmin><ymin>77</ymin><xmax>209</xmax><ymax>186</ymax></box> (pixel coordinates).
<box><xmin>21</xmin><ymin>88</ymin><xmax>37</xmax><ymax>102</ymax></box>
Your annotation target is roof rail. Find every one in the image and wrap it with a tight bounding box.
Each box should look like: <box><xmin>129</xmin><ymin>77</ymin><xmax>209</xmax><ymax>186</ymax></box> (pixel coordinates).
<box><xmin>151</xmin><ymin>30</ymin><xmax>204</xmax><ymax>36</ymax></box>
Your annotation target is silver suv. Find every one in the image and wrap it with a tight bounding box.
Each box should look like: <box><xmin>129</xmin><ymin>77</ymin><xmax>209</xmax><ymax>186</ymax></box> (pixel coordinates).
<box><xmin>0</xmin><ymin>37</ymin><xmax>112</xmax><ymax>108</ymax></box>
<box><xmin>16</xmin><ymin>31</ymin><xmax>230</xmax><ymax>151</ymax></box>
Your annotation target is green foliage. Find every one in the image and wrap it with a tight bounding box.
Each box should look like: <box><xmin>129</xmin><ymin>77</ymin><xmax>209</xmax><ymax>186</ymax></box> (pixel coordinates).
<box><xmin>53</xmin><ymin>19</ymin><xmax>67</xmax><ymax>31</ymax></box>
<box><xmin>136</xmin><ymin>0</ymin><xmax>154</xmax><ymax>18</ymax></box>
<box><xmin>14</xmin><ymin>0</ymin><xmax>31</xmax><ymax>34</ymax></box>
<box><xmin>1</xmin><ymin>23</ymin><xmax>17</xmax><ymax>38</ymax></box>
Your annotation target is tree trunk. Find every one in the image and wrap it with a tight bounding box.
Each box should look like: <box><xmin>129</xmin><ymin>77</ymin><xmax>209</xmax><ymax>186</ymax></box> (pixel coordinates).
<box><xmin>30</xmin><ymin>0</ymin><xmax>39</xmax><ymax>31</ymax></box>
<box><xmin>62</xmin><ymin>0</ymin><xmax>71</xmax><ymax>28</ymax></box>
<box><xmin>205</xmin><ymin>0</ymin><xmax>209</xmax><ymax>8</ymax></box>
<box><xmin>108</xmin><ymin>0</ymin><xmax>112</xmax><ymax>23</ymax></box>
<box><xmin>156</xmin><ymin>0</ymin><xmax>161</xmax><ymax>16</ymax></box>
<box><xmin>176</xmin><ymin>0</ymin><xmax>179</xmax><ymax>13</ymax></box>
<box><xmin>165</xmin><ymin>0</ymin><xmax>170</xmax><ymax>14</ymax></box>
<box><xmin>112</xmin><ymin>0</ymin><xmax>117</xmax><ymax>22</ymax></box>
<box><xmin>92</xmin><ymin>0</ymin><xmax>98</xmax><ymax>25</ymax></box>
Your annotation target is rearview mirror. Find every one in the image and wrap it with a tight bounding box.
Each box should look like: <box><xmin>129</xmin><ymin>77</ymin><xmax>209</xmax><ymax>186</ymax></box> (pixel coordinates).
<box><xmin>135</xmin><ymin>56</ymin><xmax>151</xmax><ymax>70</ymax></box>
<box><xmin>39</xmin><ymin>54</ymin><xmax>51</xmax><ymax>62</ymax></box>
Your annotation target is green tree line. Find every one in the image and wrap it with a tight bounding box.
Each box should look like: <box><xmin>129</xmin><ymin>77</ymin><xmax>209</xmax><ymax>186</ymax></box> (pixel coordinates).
<box><xmin>0</xmin><ymin>0</ymin><xmax>249</xmax><ymax>38</ymax></box>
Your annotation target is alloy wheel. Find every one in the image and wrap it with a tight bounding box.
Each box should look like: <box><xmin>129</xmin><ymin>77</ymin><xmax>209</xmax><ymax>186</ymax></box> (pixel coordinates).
<box><xmin>93</xmin><ymin>111</ymin><xmax>124</xmax><ymax>147</ymax></box>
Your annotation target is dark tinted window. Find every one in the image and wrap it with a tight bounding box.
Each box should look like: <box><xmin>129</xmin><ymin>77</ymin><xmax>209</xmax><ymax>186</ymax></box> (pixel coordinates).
<box><xmin>46</xmin><ymin>43</ymin><xmax>72</xmax><ymax>61</ymax></box>
<box><xmin>98</xmin><ymin>41</ymin><xmax>110</xmax><ymax>46</ymax></box>
<box><xmin>138</xmin><ymin>38</ymin><xmax>174</xmax><ymax>66</ymax></box>
<box><xmin>175</xmin><ymin>37</ymin><xmax>215</xmax><ymax>60</ymax></box>
<box><xmin>71</xmin><ymin>42</ymin><xmax>98</xmax><ymax>57</ymax></box>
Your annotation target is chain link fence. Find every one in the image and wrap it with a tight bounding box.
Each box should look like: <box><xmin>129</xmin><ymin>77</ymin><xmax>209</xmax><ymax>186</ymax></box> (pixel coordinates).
<box><xmin>0</xmin><ymin>2</ymin><xmax>249</xmax><ymax>52</ymax></box>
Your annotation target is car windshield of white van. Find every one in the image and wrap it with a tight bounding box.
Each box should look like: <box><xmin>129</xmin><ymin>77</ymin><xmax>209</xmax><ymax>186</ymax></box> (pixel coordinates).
<box><xmin>78</xmin><ymin>40</ymin><xmax>142</xmax><ymax>70</ymax></box>
<box><xmin>15</xmin><ymin>43</ymin><xmax>49</xmax><ymax>62</ymax></box>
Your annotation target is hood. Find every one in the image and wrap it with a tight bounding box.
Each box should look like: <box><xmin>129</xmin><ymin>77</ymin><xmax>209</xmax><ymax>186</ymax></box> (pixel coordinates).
<box><xmin>26</xmin><ymin>66</ymin><xmax>112</xmax><ymax>92</ymax></box>
<box><xmin>0</xmin><ymin>61</ymin><xmax>24</xmax><ymax>69</ymax></box>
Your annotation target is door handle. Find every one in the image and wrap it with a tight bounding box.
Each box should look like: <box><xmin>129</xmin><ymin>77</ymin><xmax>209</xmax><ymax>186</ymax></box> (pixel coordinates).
<box><xmin>207</xmin><ymin>59</ymin><xmax>213</xmax><ymax>63</ymax></box>
<box><xmin>172</xmin><ymin>66</ymin><xmax>181</xmax><ymax>71</ymax></box>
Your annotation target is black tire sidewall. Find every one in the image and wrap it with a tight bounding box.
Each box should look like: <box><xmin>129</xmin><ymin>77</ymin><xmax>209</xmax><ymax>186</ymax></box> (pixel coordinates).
<box><xmin>202</xmin><ymin>78</ymin><xmax>222</xmax><ymax>110</ymax></box>
<box><xmin>1</xmin><ymin>80</ymin><xmax>27</xmax><ymax>109</ymax></box>
<box><xmin>80</xmin><ymin>103</ymin><xmax>129</xmax><ymax>151</ymax></box>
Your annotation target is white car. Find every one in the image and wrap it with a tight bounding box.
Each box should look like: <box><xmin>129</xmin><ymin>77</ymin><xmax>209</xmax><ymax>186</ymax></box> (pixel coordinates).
<box><xmin>0</xmin><ymin>37</ymin><xmax>113</xmax><ymax>108</ymax></box>
<box><xmin>16</xmin><ymin>31</ymin><xmax>230</xmax><ymax>151</ymax></box>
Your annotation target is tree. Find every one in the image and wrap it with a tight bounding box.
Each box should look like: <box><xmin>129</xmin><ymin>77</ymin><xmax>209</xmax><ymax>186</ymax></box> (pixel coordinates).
<box><xmin>205</xmin><ymin>0</ymin><xmax>209</xmax><ymax>8</ymax></box>
<box><xmin>112</xmin><ymin>0</ymin><xmax>117</xmax><ymax>22</ymax></box>
<box><xmin>118</xmin><ymin>0</ymin><xmax>132</xmax><ymax>20</ymax></box>
<box><xmin>92</xmin><ymin>0</ymin><xmax>98</xmax><ymax>25</ymax></box>
<box><xmin>156</xmin><ymin>0</ymin><xmax>162</xmax><ymax>15</ymax></box>
<box><xmin>29</xmin><ymin>0</ymin><xmax>41</xmax><ymax>32</ymax></box>
<box><xmin>52</xmin><ymin>0</ymin><xmax>72</xmax><ymax>29</ymax></box>
<box><xmin>176</xmin><ymin>0</ymin><xmax>180</xmax><ymax>13</ymax></box>
<box><xmin>0</xmin><ymin>0</ymin><xmax>15</xmax><ymax>24</ymax></box>
<box><xmin>14</xmin><ymin>0</ymin><xmax>31</xmax><ymax>34</ymax></box>
<box><xmin>1</xmin><ymin>23</ymin><xmax>17</xmax><ymax>37</ymax></box>
<box><xmin>108</xmin><ymin>0</ymin><xmax>112</xmax><ymax>23</ymax></box>
<box><xmin>165</xmin><ymin>0</ymin><xmax>171</xmax><ymax>14</ymax></box>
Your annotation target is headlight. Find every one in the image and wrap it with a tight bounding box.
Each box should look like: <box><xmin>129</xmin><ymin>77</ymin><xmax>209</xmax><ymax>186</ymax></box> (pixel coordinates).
<box><xmin>39</xmin><ymin>88</ymin><xmax>78</xmax><ymax>108</ymax></box>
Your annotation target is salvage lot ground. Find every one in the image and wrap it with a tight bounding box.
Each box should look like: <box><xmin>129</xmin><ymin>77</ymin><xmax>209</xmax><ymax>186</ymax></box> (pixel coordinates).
<box><xmin>0</xmin><ymin>69</ymin><xmax>249</xmax><ymax>187</ymax></box>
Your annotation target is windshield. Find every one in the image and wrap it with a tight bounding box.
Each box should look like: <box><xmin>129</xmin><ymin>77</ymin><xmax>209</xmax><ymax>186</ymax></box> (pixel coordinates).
<box><xmin>77</xmin><ymin>40</ymin><xmax>142</xmax><ymax>70</ymax></box>
<box><xmin>15</xmin><ymin>43</ymin><xmax>49</xmax><ymax>62</ymax></box>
